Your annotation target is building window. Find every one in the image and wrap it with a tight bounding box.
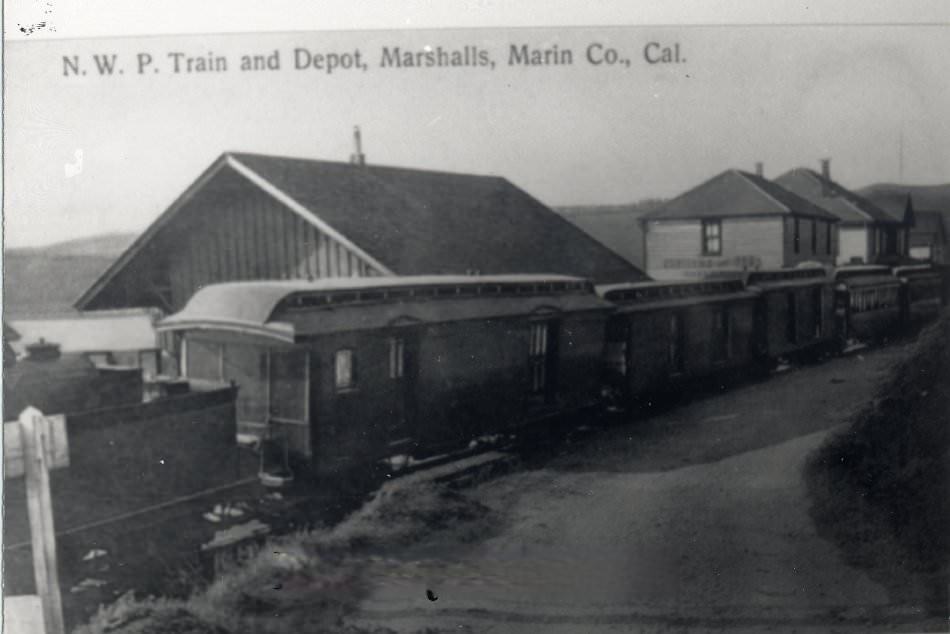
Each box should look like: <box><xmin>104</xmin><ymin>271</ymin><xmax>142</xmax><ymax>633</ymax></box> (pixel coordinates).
<box><xmin>810</xmin><ymin>219</ymin><xmax>817</xmax><ymax>254</ymax></box>
<box><xmin>826</xmin><ymin>222</ymin><xmax>833</xmax><ymax>255</ymax></box>
<box><xmin>701</xmin><ymin>220</ymin><xmax>722</xmax><ymax>256</ymax></box>
<box><xmin>529</xmin><ymin>322</ymin><xmax>549</xmax><ymax>394</ymax></box>
<box><xmin>793</xmin><ymin>218</ymin><xmax>801</xmax><ymax>254</ymax></box>
<box><xmin>389</xmin><ymin>337</ymin><xmax>405</xmax><ymax>379</ymax></box>
<box><xmin>713</xmin><ymin>308</ymin><xmax>731</xmax><ymax>361</ymax></box>
<box><xmin>334</xmin><ymin>349</ymin><xmax>356</xmax><ymax>391</ymax></box>
<box><xmin>786</xmin><ymin>292</ymin><xmax>798</xmax><ymax>344</ymax></box>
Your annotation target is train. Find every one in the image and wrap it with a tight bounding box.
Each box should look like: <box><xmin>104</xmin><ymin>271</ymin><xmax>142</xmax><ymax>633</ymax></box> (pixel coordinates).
<box><xmin>156</xmin><ymin>264</ymin><xmax>947</xmax><ymax>483</ymax></box>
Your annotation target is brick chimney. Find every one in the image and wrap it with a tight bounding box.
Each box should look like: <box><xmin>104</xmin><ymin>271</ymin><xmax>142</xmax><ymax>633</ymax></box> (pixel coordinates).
<box><xmin>754</xmin><ymin>162</ymin><xmax>764</xmax><ymax>177</ymax></box>
<box><xmin>819</xmin><ymin>159</ymin><xmax>832</xmax><ymax>196</ymax></box>
<box><xmin>350</xmin><ymin>125</ymin><xmax>366</xmax><ymax>166</ymax></box>
<box><xmin>25</xmin><ymin>338</ymin><xmax>61</xmax><ymax>362</ymax></box>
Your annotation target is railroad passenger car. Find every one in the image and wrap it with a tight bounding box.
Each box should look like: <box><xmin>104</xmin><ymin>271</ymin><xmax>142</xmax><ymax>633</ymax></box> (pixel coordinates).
<box><xmin>892</xmin><ymin>264</ymin><xmax>946</xmax><ymax>328</ymax></box>
<box><xmin>833</xmin><ymin>265</ymin><xmax>903</xmax><ymax>342</ymax></box>
<box><xmin>157</xmin><ymin>275</ymin><xmax>612</xmax><ymax>479</ymax></box>
<box><xmin>744</xmin><ymin>268</ymin><xmax>837</xmax><ymax>361</ymax></box>
<box><xmin>598</xmin><ymin>279</ymin><xmax>759</xmax><ymax>409</ymax></box>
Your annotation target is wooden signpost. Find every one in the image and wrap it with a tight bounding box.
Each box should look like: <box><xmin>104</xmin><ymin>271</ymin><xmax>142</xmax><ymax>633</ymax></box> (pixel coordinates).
<box><xmin>3</xmin><ymin>407</ymin><xmax>68</xmax><ymax>634</ymax></box>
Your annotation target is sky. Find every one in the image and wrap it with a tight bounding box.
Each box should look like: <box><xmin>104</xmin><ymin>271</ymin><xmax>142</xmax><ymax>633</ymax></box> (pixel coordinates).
<box><xmin>4</xmin><ymin>25</ymin><xmax>950</xmax><ymax>247</ymax></box>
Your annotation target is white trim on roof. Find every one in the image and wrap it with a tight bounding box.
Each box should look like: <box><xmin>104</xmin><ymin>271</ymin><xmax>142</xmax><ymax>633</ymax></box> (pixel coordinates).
<box><xmin>225</xmin><ymin>155</ymin><xmax>396</xmax><ymax>277</ymax></box>
<box><xmin>75</xmin><ymin>155</ymin><xmax>234</xmax><ymax>309</ymax></box>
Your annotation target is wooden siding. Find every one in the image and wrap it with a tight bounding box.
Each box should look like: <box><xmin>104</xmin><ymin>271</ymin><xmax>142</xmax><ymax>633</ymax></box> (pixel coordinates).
<box><xmin>838</xmin><ymin>226</ymin><xmax>869</xmax><ymax>264</ymax></box>
<box><xmin>645</xmin><ymin>218</ymin><xmax>786</xmax><ymax>280</ymax></box>
<box><xmin>91</xmin><ymin>167</ymin><xmax>384</xmax><ymax>313</ymax></box>
<box><xmin>167</xmin><ymin>186</ymin><xmax>381</xmax><ymax>309</ymax></box>
<box><xmin>781</xmin><ymin>217</ymin><xmax>838</xmax><ymax>267</ymax></box>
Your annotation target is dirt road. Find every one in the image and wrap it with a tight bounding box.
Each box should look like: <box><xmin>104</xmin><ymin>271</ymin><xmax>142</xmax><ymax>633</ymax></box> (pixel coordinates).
<box><xmin>347</xmin><ymin>343</ymin><xmax>940</xmax><ymax>633</ymax></box>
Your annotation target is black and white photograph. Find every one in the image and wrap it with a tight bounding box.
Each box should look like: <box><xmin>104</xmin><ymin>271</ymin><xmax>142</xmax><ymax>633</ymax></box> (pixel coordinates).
<box><xmin>2</xmin><ymin>4</ymin><xmax>949</xmax><ymax>633</ymax></box>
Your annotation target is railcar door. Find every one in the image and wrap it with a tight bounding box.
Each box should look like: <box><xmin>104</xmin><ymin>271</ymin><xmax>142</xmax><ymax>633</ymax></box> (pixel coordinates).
<box><xmin>669</xmin><ymin>312</ymin><xmax>686</xmax><ymax>374</ymax></box>
<box><xmin>387</xmin><ymin>333</ymin><xmax>418</xmax><ymax>447</ymax></box>
<box><xmin>529</xmin><ymin>320</ymin><xmax>560</xmax><ymax>405</ymax></box>
<box><xmin>833</xmin><ymin>285</ymin><xmax>850</xmax><ymax>345</ymax></box>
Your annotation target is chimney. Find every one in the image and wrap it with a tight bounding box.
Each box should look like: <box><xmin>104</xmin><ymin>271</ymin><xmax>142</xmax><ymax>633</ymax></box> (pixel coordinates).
<box><xmin>820</xmin><ymin>158</ymin><xmax>832</xmax><ymax>196</ymax></box>
<box><xmin>754</xmin><ymin>162</ymin><xmax>764</xmax><ymax>177</ymax></box>
<box><xmin>25</xmin><ymin>338</ymin><xmax>61</xmax><ymax>362</ymax></box>
<box><xmin>350</xmin><ymin>125</ymin><xmax>366</xmax><ymax>166</ymax></box>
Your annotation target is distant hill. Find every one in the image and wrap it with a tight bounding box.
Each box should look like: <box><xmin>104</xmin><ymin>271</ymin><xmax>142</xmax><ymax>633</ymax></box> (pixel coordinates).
<box><xmin>3</xmin><ymin>233</ymin><xmax>135</xmax><ymax>318</ymax></box>
<box><xmin>8</xmin><ymin>232</ymin><xmax>137</xmax><ymax>258</ymax></box>
<box><xmin>858</xmin><ymin>183</ymin><xmax>950</xmax><ymax>218</ymax></box>
<box><xmin>555</xmin><ymin>199</ymin><xmax>665</xmax><ymax>269</ymax></box>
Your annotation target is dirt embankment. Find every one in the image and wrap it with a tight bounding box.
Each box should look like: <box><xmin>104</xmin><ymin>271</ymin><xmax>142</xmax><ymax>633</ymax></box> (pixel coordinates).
<box><xmin>806</xmin><ymin>314</ymin><xmax>950</xmax><ymax>615</ymax></box>
<box><xmin>76</xmin><ymin>482</ymin><xmax>494</xmax><ymax>634</ymax></box>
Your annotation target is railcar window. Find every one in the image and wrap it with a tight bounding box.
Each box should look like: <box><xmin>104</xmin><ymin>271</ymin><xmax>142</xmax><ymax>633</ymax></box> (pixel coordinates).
<box><xmin>334</xmin><ymin>349</ymin><xmax>356</xmax><ymax>391</ymax></box>
<box><xmin>702</xmin><ymin>219</ymin><xmax>722</xmax><ymax>256</ymax></box>
<box><xmin>529</xmin><ymin>322</ymin><xmax>549</xmax><ymax>393</ymax></box>
<box><xmin>388</xmin><ymin>338</ymin><xmax>405</xmax><ymax>379</ymax></box>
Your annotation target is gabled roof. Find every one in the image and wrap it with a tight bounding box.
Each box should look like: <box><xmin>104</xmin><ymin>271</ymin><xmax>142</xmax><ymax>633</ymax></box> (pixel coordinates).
<box><xmin>231</xmin><ymin>153</ymin><xmax>641</xmax><ymax>280</ymax></box>
<box><xmin>774</xmin><ymin>169</ymin><xmax>901</xmax><ymax>225</ymax></box>
<box><xmin>641</xmin><ymin>169</ymin><xmax>838</xmax><ymax>222</ymax></box>
<box><xmin>76</xmin><ymin>153</ymin><xmax>643</xmax><ymax>310</ymax></box>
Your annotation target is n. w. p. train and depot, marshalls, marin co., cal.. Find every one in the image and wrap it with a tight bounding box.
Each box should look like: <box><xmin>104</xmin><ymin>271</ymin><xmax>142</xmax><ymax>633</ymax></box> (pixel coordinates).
<box><xmin>32</xmin><ymin>127</ymin><xmax>942</xmax><ymax>485</ymax></box>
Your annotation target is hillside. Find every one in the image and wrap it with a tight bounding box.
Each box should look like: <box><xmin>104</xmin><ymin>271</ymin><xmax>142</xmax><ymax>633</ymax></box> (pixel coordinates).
<box><xmin>807</xmin><ymin>315</ymin><xmax>950</xmax><ymax>614</ymax></box>
<box><xmin>3</xmin><ymin>233</ymin><xmax>135</xmax><ymax>318</ymax></box>
<box><xmin>858</xmin><ymin>183</ymin><xmax>950</xmax><ymax>218</ymax></box>
<box><xmin>555</xmin><ymin>199</ymin><xmax>665</xmax><ymax>270</ymax></box>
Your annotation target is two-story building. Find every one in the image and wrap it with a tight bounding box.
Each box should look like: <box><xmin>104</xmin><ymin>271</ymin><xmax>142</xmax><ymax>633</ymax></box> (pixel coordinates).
<box><xmin>775</xmin><ymin>161</ymin><xmax>910</xmax><ymax>265</ymax></box>
<box><xmin>641</xmin><ymin>169</ymin><xmax>839</xmax><ymax>281</ymax></box>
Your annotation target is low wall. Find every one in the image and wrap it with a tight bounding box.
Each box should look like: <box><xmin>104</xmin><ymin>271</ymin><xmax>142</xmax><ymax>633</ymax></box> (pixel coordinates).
<box><xmin>3</xmin><ymin>386</ymin><xmax>241</xmax><ymax>595</ymax></box>
<box><xmin>3</xmin><ymin>363</ymin><xmax>143</xmax><ymax>419</ymax></box>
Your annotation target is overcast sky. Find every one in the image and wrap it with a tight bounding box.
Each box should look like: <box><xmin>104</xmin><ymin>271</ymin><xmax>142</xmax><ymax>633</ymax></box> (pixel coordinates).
<box><xmin>4</xmin><ymin>26</ymin><xmax>949</xmax><ymax>247</ymax></box>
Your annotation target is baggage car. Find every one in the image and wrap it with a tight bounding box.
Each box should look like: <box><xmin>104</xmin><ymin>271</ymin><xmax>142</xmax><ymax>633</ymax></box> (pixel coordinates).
<box><xmin>157</xmin><ymin>275</ymin><xmax>612</xmax><ymax>479</ymax></box>
<box><xmin>598</xmin><ymin>279</ymin><xmax>759</xmax><ymax>409</ymax></box>
<box><xmin>744</xmin><ymin>267</ymin><xmax>837</xmax><ymax>362</ymax></box>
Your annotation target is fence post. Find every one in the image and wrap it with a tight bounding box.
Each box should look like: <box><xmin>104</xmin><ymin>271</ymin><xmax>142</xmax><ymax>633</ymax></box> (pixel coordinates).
<box><xmin>20</xmin><ymin>406</ymin><xmax>66</xmax><ymax>634</ymax></box>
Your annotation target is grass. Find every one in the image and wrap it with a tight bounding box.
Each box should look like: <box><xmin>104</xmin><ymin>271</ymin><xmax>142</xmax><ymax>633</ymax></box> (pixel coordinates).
<box><xmin>806</xmin><ymin>313</ymin><xmax>950</xmax><ymax>614</ymax></box>
<box><xmin>76</xmin><ymin>481</ymin><xmax>494</xmax><ymax>634</ymax></box>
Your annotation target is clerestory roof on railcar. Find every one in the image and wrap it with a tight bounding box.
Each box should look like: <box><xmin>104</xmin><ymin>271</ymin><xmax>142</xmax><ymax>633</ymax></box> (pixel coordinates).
<box><xmin>596</xmin><ymin>279</ymin><xmax>757</xmax><ymax>313</ymax></box>
<box><xmin>157</xmin><ymin>275</ymin><xmax>613</xmax><ymax>341</ymax></box>
<box><xmin>744</xmin><ymin>267</ymin><xmax>832</xmax><ymax>291</ymax></box>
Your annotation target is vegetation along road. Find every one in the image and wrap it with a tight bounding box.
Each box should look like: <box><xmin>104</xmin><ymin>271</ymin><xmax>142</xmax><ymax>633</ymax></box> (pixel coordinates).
<box><xmin>345</xmin><ymin>340</ymin><xmax>943</xmax><ymax>633</ymax></box>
